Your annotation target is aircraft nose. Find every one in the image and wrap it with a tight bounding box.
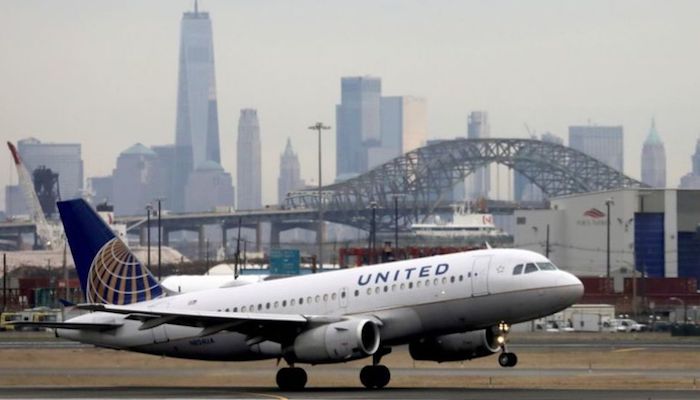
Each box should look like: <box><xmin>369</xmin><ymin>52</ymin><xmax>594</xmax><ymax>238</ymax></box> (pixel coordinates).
<box><xmin>558</xmin><ymin>272</ymin><xmax>584</xmax><ymax>304</ymax></box>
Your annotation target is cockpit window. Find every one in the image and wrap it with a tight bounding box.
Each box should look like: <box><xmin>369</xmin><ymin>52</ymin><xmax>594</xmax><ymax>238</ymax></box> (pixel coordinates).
<box><xmin>513</xmin><ymin>264</ymin><xmax>523</xmax><ymax>275</ymax></box>
<box><xmin>524</xmin><ymin>263</ymin><xmax>539</xmax><ymax>274</ymax></box>
<box><xmin>537</xmin><ymin>262</ymin><xmax>558</xmax><ymax>271</ymax></box>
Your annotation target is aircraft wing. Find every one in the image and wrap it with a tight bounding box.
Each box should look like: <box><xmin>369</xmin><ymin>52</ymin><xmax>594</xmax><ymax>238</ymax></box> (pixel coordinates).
<box><xmin>77</xmin><ymin>303</ymin><xmax>339</xmax><ymax>343</ymax></box>
<box><xmin>10</xmin><ymin>321</ymin><xmax>123</xmax><ymax>331</ymax></box>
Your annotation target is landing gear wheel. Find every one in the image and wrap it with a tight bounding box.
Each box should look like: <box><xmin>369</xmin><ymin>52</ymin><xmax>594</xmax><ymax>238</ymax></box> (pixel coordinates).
<box><xmin>360</xmin><ymin>365</ymin><xmax>391</xmax><ymax>389</ymax></box>
<box><xmin>498</xmin><ymin>352</ymin><xmax>517</xmax><ymax>368</ymax></box>
<box><xmin>276</xmin><ymin>367</ymin><xmax>307</xmax><ymax>390</ymax></box>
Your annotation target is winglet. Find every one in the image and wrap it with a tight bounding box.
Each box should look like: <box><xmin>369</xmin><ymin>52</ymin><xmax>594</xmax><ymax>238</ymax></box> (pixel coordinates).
<box><xmin>7</xmin><ymin>142</ymin><xmax>21</xmax><ymax>165</ymax></box>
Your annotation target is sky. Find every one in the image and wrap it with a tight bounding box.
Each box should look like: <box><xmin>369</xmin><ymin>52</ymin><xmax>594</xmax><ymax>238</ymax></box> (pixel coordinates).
<box><xmin>1</xmin><ymin>0</ymin><xmax>699</xmax><ymax>208</ymax></box>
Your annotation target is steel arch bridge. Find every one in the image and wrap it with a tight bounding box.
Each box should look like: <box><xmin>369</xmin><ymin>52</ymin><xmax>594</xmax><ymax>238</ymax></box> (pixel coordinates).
<box><xmin>285</xmin><ymin>138</ymin><xmax>645</xmax><ymax>230</ymax></box>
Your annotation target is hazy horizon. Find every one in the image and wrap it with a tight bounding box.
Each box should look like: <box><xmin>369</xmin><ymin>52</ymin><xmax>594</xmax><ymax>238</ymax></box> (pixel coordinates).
<box><xmin>2</xmin><ymin>0</ymin><xmax>699</xmax><ymax>209</ymax></box>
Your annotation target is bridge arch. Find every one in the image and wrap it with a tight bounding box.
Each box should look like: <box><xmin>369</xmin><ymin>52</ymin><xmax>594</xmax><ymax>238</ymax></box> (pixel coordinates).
<box><xmin>286</xmin><ymin>138</ymin><xmax>645</xmax><ymax>228</ymax></box>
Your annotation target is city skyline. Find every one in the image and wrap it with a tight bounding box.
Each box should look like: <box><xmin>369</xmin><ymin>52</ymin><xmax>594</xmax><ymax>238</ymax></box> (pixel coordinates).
<box><xmin>2</xmin><ymin>1</ymin><xmax>700</xmax><ymax>208</ymax></box>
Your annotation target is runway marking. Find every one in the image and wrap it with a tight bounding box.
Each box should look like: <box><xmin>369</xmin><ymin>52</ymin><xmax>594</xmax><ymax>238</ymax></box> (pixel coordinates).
<box><xmin>612</xmin><ymin>347</ymin><xmax>645</xmax><ymax>353</ymax></box>
<box><xmin>249</xmin><ymin>393</ymin><xmax>288</xmax><ymax>400</ymax></box>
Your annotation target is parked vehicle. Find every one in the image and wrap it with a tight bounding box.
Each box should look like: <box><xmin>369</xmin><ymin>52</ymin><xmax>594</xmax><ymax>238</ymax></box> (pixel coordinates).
<box><xmin>603</xmin><ymin>318</ymin><xmax>647</xmax><ymax>332</ymax></box>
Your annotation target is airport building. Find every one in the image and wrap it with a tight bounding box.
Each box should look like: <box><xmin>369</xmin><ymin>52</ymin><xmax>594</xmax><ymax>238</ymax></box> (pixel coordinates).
<box><xmin>568</xmin><ymin>125</ymin><xmax>624</xmax><ymax>172</ymax></box>
<box><xmin>514</xmin><ymin>188</ymin><xmax>700</xmax><ymax>282</ymax></box>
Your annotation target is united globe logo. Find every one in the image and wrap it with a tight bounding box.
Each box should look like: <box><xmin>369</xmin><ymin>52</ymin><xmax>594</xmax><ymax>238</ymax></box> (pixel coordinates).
<box><xmin>87</xmin><ymin>238</ymin><xmax>162</xmax><ymax>304</ymax></box>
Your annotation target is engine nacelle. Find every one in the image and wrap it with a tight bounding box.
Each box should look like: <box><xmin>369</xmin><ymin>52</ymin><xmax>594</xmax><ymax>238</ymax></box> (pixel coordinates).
<box><xmin>292</xmin><ymin>319</ymin><xmax>380</xmax><ymax>364</ymax></box>
<box><xmin>409</xmin><ymin>329</ymin><xmax>500</xmax><ymax>362</ymax></box>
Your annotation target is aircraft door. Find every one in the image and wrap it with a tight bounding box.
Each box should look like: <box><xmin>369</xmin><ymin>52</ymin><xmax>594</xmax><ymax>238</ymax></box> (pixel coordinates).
<box><xmin>340</xmin><ymin>287</ymin><xmax>349</xmax><ymax>309</ymax></box>
<box><xmin>471</xmin><ymin>256</ymin><xmax>491</xmax><ymax>296</ymax></box>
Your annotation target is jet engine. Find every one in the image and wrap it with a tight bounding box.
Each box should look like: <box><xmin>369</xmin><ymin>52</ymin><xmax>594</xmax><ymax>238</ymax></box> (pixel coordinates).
<box><xmin>291</xmin><ymin>319</ymin><xmax>380</xmax><ymax>363</ymax></box>
<box><xmin>408</xmin><ymin>329</ymin><xmax>501</xmax><ymax>362</ymax></box>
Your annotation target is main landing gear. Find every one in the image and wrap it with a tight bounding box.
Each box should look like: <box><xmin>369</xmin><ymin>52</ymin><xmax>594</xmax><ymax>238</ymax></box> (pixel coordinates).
<box><xmin>276</xmin><ymin>366</ymin><xmax>307</xmax><ymax>391</ymax></box>
<box><xmin>360</xmin><ymin>347</ymin><xmax>392</xmax><ymax>389</ymax></box>
<box><xmin>496</xmin><ymin>321</ymin><xmax>518</xmax><ymax>368</ymax></box>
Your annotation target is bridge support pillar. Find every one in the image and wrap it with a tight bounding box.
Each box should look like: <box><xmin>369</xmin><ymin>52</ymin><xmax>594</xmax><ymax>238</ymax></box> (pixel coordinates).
<box><xmin>255</xmin><ymin>222</ymin><xmax>262</xmax><ymax>252</ymax></box>
<box><xmin>221</xmin><ymin>225</ymin><xmax>228</xmax><ymax>260</ymax></box>
<box><xmin>139</xmin><ymin>226</ymin><xmax>147</xmax><ymax>246</ymax></box>
<box><xmin>198</xmin><ymin>226</ymin><xmax>205</xmax><ymax>261</ymax></box>
<box><xmin>270</xmin><ymin>223</ymin><xmax>281</xmax><ymax>249</ymax></box>
<box><xmin>162</xmin><ymin>228</ymin><xmax>170</xmax><ymax>246</ymax></box>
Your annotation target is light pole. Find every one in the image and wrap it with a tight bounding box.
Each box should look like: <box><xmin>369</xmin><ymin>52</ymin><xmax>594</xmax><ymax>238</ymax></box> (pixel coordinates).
<box><xmin>670</xmin><ymin>296</ymin><xmax>686</xmax><ymax>324</ymax></box>
<box><xmin>156</xmin><ymin>198</ymin><xmax>164</xmax><ymax>281</ymax></box>
<box><xmin>308</xmin><ymin>122</ymin><xmax>330</xmax><ymax>267</ymax></box>
<box><xmin>369</xmin><ymin>201</ymin><xmax>378</xmax><ymax>264</ymax></box>
<box><xmin>393</xmin><ymin>195</ymin><xmax>400</xmax><ymax>259</ymax></box>
<box><xmin>146</xmin><ymin>204</ymin><xmax>152</xmax><ymax>269</ymax></box>
<box><xmin>605</xmin><ymin>198</ymin><xmax>614</xmax><ymax>278</ymax></box>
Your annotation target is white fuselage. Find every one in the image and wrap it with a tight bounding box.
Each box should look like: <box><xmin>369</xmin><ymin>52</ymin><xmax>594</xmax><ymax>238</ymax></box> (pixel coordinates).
<box><xmin>60</xmin><ymin>249</ymin><xmax>583</xmax><ymax>362</ymax></box>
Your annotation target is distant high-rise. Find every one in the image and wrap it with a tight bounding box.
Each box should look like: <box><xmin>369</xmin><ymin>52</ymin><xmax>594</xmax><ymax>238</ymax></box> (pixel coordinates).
<box><xmin>17</xmin><ymin>137</ymin><xmax>83</xmax><ymax>200</ymax></box>
<box><xmin>569</xmin><ymin>125</ymin><xmax>624</xmax><ymax>172</ymax></box>
<box><xmin>641</xmin><ymin>119</ymin><xmax>666</xmax><ymax>188</ymax></box>
<box><xmin>172</xmin><ymin>1</ymin><xmax>220</xmax><ymax>211</ymax></box>
<box><xmin>237</xmin><ymin>109</ymin><xmax>262</xmax><ymax>210</ymax></box>
<box><xmin>465</xmin><ymin>111</ymin><xmax>490</xmax><ymax>199</ymax></box>
<box><xmin>514</xmin><ymin>132</ymin><xmax>563</xmax><ymax>202</ymax></box>
<box><xmin>4</xmin><ymin>185</ymin><xmax>27</xmax><ymax>217</ymax></box>
<box><xmin>680</xmin><ymin>137</ymin><xmax>700</xmax><ymax>189</ymax></box>
<box><xmin>184</xmin><ymin>161</ymin><xmax>234</xmax><ymax>213</ymax></box>
<box><xmin>336</xmin><ymin>76</ymin><xmax>381</xmax><ymax>180</ymax></box>
<box><xmin>88</xmin><ymin>176</ymin><xmax>114</xmax><ymax>206</ymax></box>
<box><xmin>278</xmin><ymin>138</ymin><xmax>305</xmax><ymax>204</ymax></box>
<box><xmin>112</xmin><ymin>144</ymin><xmax>158</xmax><ymax>216</ymax></box>
<box><xmin>369</xmin><ymin>96</ymin><xmax>427</xmax><ymax>169</ymax></box>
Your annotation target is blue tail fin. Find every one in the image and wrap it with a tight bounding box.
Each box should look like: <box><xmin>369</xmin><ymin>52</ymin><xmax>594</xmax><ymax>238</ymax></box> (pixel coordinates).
<box><xmin>57</xmin><ymin>199</ymin><xmax>163</xmax><ymax>305</ymax></box>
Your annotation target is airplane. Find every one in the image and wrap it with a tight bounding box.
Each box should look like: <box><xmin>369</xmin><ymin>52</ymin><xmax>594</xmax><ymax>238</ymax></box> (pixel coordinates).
<box><xmin>17</xmin><ymin>198</ymin><xmax>584</xmax><ymax>390</ymax></box>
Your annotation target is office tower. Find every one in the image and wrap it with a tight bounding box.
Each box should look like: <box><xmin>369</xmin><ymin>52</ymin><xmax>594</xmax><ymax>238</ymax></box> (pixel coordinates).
<box><xmin>88</xmin><ymin>176</ymin><xmax>114</xmax><ymax>206</ymax></box>
<box><xmin>641</xmin><ymin>119</ymin><xmax>667</xmax><ymax>188</ymax></box>
<box><xmin>16</xmin><ymin>137</ymin><xmax>83</xmax><ymax>200</ymax></box>
<box><xmin>112</xmin><ymin>144</ymin><xmax>158</xmax><ymax>216</ymax></box>
<box><xmin>680</xmin><ymin>137</ymin><xmax>700</xmax><ymax>189</ymax></box>
<box><xmin>336</xmin><ymin>76</ymin><xmax>381</xmax><ymax>180</ymax></box>
<box><xmin>514</xmin><ymin>132</ymin><xmax>564</xmax><ymax>202</ymax></box>
<box><xmin>369</xmin><ymin>96</ymin><xmax>427</xmax><ymax>169</ymax></box>
<box><xmin>151</xmin><ymin>145</ymin><xmax>177</xmax><ymax>206</ymax></box>
<box><xmin>184</xmin><ymin>162</ymin><xmax>234</xmax><ymax>212</ymax></box>
<box><xmin>236</xmin><ymin>109</ymin><xmax>262</xmax><ymax>210</ymax></box>
<box><xmin>172</xmin><ymin>2</ymin><xmax>220</xmax><ymax>211</ymax></box>
<box><xmin>278</xmin><ymin>138</ymin><xmax>305</xmax><ymax>204</ymax></box>
<box><xmin>568</xmin><ymin>125</ymin><xmax>624</xmax><ymax>171</ymax></box>
<box><xmin>465</xmin><ymin>111</ymin><xmax>490</xmax><ymax>199</ymax></box>
<box><xmin>4</xmin><ymin>185</ymin><xmax>27</xmax><ymax>217</ymax></box>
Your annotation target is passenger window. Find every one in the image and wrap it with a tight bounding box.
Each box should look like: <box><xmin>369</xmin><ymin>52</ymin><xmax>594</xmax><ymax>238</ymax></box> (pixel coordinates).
<box><xmin>450</xmin><ymin>276</ymin><xmax>455</xmax><ymax>283</ymax></box>
<box><xmin>354</xmin><ymin>289</ymin><xmax>359</xmax><ymax>297</ymax></box>
<box><xmin>291</xmin><ymin>299</ymin><xmax>296</xmax><ymax>306</ymax></box>
<box><xmin>383</xmin><ymin>286</ymin><xmax>388</xmax><ymax>292</ymax></box>
<box><xmin>425</xmin><ymin>279</ymin><xmax>430</xmax><ymax>287</ymax></box>
<box><xmin>274</xmin><ymin>301</ymin><xmax>279</xmax><ymax>308</ymax></box>
<box><xmin>375</xmin><ymin>287</ymin><xmax>380</xmax><ymax>294</ymax></box>
<box><xmin>434</xmin><ymin>278</ymin><xmax>439</xmax><ymax>285</ymax></box>
<box><xmin>367</xmin><ymin>288</ymin><xmax>372</xmax><ymax>295</ymax></box>
<box><xmin>513</xmin><ymin>264</ymin><xmax>523</xmax><ymax>275</ymax></box>
<box><xmin>225</xmin><ymin>308</ymin><xmax>230</xmax><ymax>312</ymax></box>
<box><xmin>525</xmin><ymin>263</ymin><xmax>539</xmax><ymax>274</ymax></box>
<box><xmin>299</xmin><ymin>298</ymin><xmax>303</xmax><ymax>305</ymax></box>
<box><xmin>459</xmin><ymin>275</ymin><xmax>464</xmax><ymax>281</ymax></box>
<box><xmin>315</xmin><ymin>295</ymin><xmax>320</xmax><ymax>303</ymax></box>
<box><xmin>400</xmin><ymin>283</ymin><xmax>405</xmax><ymax>290</ymax></box>
<box><xmin>441</xmin><ymin>277</ymin><xmax>447</xmax><ymax>284</ymax></box>
<box><xmin>266</xmin><ymin>303</ymin><xmax>270</xmax><ymax>310</ymax></box>
<box><xmin>282</xmin><ymin>300</ymin><xmax>287</xmax><ymax>307</ymax></box>
<box><xmin>307</xmin><ymin>296</ymin><xmax>312</xmax><ymax>304</ymax></box>
<box><xmin>241</xmin><ymin>306</ymin><xmax>247</xmax><ymax>312</ymax></box>
<box><xmin>331</xmin><ymin>293</ymin><xmax>337</xmax><ymax>300</ymax></box>
<box><xmin>417</xmin><ymin>281</ymin><xmax>422</xmax><ymax>288</ymax></box>
<box><xmin>233</xmin><ymin>307</ymin><xmax>238</xmax><ymax>312</ymax></box>
<box><xmin>409</xmin><ymin>282</ymin><xmax>414</xmax><ymax>289</ymax></box>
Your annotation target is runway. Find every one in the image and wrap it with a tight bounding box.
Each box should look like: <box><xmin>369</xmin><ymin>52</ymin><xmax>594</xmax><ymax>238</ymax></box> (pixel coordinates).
<box><xmin>1</xmin><ymin>387</ymin><xmax>698</xmax><ymax>400</ymax></box>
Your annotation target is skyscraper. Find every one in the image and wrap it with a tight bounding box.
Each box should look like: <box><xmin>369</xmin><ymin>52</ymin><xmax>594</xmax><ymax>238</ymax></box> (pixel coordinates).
<box><xmin>368</xmin><ymin>96</ymin><xmax>427</xmax><ymax>169</ymax></box>
<box><xmin>336</xmin><ymin>76</ymin><xmax>381</xmax><ymax>180</ymax></box>
<box><xmin>278</xmin><ymin>138</ymin><xmax>305</xmax><ymax>204</ymax></box>
<box><xmin>680</xmin><ymin>137</ymin><xmax>700</xmax><ymax>189</ymax></box>
<box><xmin>641</xmin><ymin>119</ymin><xmax>666</xmax><ymax>188</ymax></box>
<box><xmin>16</xmin><ymin>137</ymin><xmax>83</xmax><ymax>200</ymax></box>
<box><xmin>568</xmin><ymin>125</ymin><xmax>624</xmax><ymax>171</ymax></box>
<box><xmin>465</xmin><ymin>111</ymin><xmax>490</xmax><ymax>200</ymax></box>
<box><xmin>112</xmin><ymin>144</ymin><xmax>158</xmax><ymax>216</ymax></box>
<box><xmin>236</xmin><ymin>109</ymin><xmax>262</xmax><ymax>210</ymax></box>
<box><xmin>172</xmin><ymin>1</ymin><xmax>220</xmax><ymax>211</ymax></box>
<box><xmin>184</xmin><ymin>162</ymin><xmax>234</xmax><ymax>213</ymax></box>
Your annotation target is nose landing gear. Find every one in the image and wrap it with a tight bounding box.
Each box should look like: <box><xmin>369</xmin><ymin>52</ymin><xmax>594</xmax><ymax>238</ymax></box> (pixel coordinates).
<box><xmin>496</xmin><ymin>321</ymin><xmax>518</xmax><ymax>368</ymax></box>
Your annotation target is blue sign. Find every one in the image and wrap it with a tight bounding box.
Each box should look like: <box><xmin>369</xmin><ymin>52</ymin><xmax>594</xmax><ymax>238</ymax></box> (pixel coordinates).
<box><xmin>269</xmin><ymin>249</ymin><xmax>301</xmax><ymax>275</ymax></box>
